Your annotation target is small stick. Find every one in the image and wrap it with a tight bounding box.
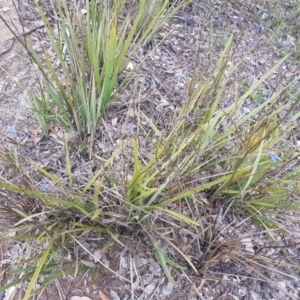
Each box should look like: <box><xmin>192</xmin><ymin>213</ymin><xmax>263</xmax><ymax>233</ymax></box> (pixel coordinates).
<box><xmin>0</xmin><ymin>14</ymin><xmax>45</xmax><ymax>57</ymax></box>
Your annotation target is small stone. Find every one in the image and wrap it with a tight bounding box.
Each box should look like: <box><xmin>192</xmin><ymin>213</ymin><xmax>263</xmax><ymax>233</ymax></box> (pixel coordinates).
<box><xmin>162</xmin><ymin>282</ymin><xmax>173</xmax><ymax>296</ymax></box>
<box><xmin>110</xmin><ymin>290</ymin><xmax>120</xmax><ymax>300</ymax></box>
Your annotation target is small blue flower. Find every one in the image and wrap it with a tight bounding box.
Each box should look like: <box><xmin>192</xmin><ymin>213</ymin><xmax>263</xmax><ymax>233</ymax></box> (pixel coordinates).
<box><xmin>267</xmin><ymin>151</ymin><xmax>281</xmax><ymax>163</ymax></box>
<box><xmin>2</xmin><ymin>167</ymin><xmax>9</xmax><ymax>175</ymax></box>
<box><xmin>186</xmin><ymin>17</ymin><xmax>194</xmax><ymax>26</ymax></box>
<box><xmin>175</xmin><ymin>70</ymin><xmax>185</xmax><ymax>81</ymax></box>
<box><xmin>6</xmin><ymin>124</ymin><xmax>17</xmax><ymax>133</ymax></box>
<box><xmin>127</xmin><ymin>122</ymin><xmax>136</xmax><ymax>133</ymax></box>
<box><xmin>24</xmin><ymin>149</ymin><xmax>32</xmax><ymax>156</ymax></box>
<box><xmin>258</xmin><ymin>25</ymin><xmax>264</xmax><ymax>32</ymax></box>
<box><xmin>39</xmin><ymin>183</ymin><xmax>50</xmax><ymax>193</ymax></box>
<box><xmin>223</xmin><ymin>102</ymin><xmax>229</xmax><ymax>108</ymax></box>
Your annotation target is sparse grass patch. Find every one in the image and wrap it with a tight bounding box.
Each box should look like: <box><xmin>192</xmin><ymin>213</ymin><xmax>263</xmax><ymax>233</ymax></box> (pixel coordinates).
<box><xmin>262</xmin><ymin>0</ymin><xmax>300</xmax><ymax>57</ymax></box>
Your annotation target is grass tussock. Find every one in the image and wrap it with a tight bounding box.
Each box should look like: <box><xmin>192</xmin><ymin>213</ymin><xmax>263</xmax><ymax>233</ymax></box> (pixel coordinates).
<box><xmin>0</xmin><ymin>0</ymin><xmax>300</xmax><ymax>298</ymax></box>
<box><xmin>28</xmin><ymin>0</ymin><xmax>189</xmax><ymax>150</ymax></box>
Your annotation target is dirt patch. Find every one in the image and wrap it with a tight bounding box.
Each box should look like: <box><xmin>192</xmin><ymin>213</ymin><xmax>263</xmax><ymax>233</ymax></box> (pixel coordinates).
<box><xmin>0</xmin><ymin>0</ymin><xmax>38</xmax><ymax>145</ymax></box>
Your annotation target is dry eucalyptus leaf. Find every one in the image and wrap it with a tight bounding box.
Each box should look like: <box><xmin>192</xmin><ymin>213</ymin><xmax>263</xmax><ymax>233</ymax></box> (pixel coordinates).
<box><xmin>220</xmin><ymin>254</ymin><xmax>231</xmax><ymax>264</ymax></box>
<box><xmin>149</xmin><ymin>262</ymin><xmax>161</xmax><ymax>276</ymax></box>
<box><xmin>10</xmin><ymin>244</ymin><xmax>21</xmax><ymax>260</ymax></box>
<box><xmin>111</xmin><ymin>118</ymin><xmax>118</xmax><ymax>127</ymax></box>
<box><xmin>93</xmin><ymin>249</ymin><xmax>103</xmax><ymax>263</ymax></box>
<box><xmin>137</xmin><ymin>257</ymin><xmax>148</xmax><ymax>267</ymax></box>
<box><xmin>155</xmin><ymin>99</ymin><xmax>169</xmax><ymax>112</ymax></box>
<box><xmin>98</xmin><ymin>290</ymin><xmax>111</xmax><ymax>300</ymax></box>
<box><xmin>31</xmin><ymin>125</ymin><xmax>42</xmax><ymax>144</ymax></box>
<box><xmin>144</xmin><ymin>282</ymin><xmax>156</xmax><ymax>295</ymax></box>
